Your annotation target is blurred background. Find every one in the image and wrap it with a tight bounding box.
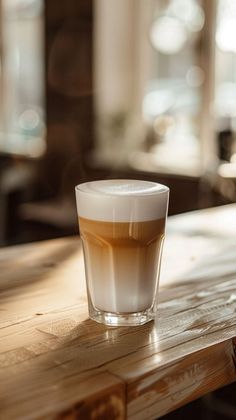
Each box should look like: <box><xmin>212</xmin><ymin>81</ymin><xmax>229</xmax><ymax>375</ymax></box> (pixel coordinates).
<box><xmin>1</xmin><ymin>2</ymin><xmax>236</xmax><ymax>418</ymax></box>
<box><xmin>0</xmin><ymin>0</ymin><xmax>236</xmax><ymax>246</ymax></box>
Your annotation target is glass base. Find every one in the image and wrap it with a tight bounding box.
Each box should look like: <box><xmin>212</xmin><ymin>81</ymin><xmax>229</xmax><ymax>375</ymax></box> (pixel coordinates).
<box><xmin>89</xmin><ymin>308</ymin><xmax>155</xmax><ymax>326</ymax></box>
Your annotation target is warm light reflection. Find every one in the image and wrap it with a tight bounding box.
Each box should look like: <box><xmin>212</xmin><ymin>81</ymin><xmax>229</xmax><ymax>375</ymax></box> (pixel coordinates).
<box><xmin>218</xmin><ymin>162</ymin><xmax>236</xmax><ymax>178</ymax></box>
<box><xmin>148</xmin><ymin>324</ymin><xmax>159</xmax><ymax>345</ymax></box>
<box><xmin>216</xmin><ymin>0</ymin><xmax>236</xmax><ymax>52</ymax></box>
<box><xmin>231</xmin><ymin>153</ymin><xmax>236</xmax><ymax>163</ymax></box>
<box><xmin>105</xmin><ymin>328</ymin><xmax>119</xmax><ymax>344</ymax></box>
<box><xmin>216</xmin><ymin>18</ymin><xmax>236</xmax><ymax>52</ymax></box>
<box><xmin>145</xmin><ymin>324</ymin><xmax>161</xmax><ymax>357</ymax></box>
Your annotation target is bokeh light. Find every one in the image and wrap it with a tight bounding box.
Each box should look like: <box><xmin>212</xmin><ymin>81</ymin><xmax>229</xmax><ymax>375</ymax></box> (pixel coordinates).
<box><xmin>150</xmin><ymin>16</ymin><xmax>187</xmax><ymax>55</ymax></box>
<box><xmin>186</xmin><ymin>66</ymin><xmax>204</xmax><ymax>88</ymax></box>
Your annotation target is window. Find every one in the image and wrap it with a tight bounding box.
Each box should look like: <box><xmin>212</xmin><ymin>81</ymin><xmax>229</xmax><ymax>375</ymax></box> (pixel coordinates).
<box><xmin>0</xmin><ymin>0</ymin><xmax>45</xmax><ymax>157</ymax></box>
<box><xmin>93</xmin><ymin>0</ymin><xmax>220</xmax><ymax>177</ymax></box>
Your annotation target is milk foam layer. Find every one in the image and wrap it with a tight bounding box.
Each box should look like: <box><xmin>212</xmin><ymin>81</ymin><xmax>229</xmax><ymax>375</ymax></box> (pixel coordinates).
<box><xmin>76</xmin><ymin>179</ymin><xmax>169</xmax><ymax>222</ymax></box>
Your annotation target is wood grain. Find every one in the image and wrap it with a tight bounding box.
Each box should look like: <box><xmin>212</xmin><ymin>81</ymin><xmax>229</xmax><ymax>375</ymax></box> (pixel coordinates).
<box><xmin>0</xmin><ymin>204</ymin><xmax>236</xmax><ymax>419</ymax></box>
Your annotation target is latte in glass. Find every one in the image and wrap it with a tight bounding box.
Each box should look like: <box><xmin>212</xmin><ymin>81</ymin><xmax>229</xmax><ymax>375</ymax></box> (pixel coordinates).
<box><xmin>75</xmin><ymin>179</ymin><xmax>169</xmax><ymax>326</ymax></box>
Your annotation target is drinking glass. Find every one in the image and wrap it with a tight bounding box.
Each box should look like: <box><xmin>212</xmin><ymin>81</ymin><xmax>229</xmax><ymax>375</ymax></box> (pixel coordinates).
<box><xmin>75</xmin><ymin>179</ymin><xmax>169</xmax><ymax>326</ymax></box>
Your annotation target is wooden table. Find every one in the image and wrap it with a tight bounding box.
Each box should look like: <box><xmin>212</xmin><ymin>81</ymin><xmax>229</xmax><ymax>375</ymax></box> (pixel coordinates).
<box><xmin>1</xmin><ymin>205</ymin><xmax>236</xmax><ymax>419</ymax></box>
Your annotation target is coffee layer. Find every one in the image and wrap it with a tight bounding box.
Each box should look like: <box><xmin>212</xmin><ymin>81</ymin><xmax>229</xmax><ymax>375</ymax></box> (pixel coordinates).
<box><xmin>79</xmin><ymin>217</ymin><xmax>165</xmax><ymax>313</ymax></box>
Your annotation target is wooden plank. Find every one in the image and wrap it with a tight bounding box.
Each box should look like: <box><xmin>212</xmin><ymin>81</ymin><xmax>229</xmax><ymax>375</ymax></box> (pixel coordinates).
<box><xmin>127</xmin><ymin>340</ymin><xmax>236</xmax><ymax>419</ymax></box>
<box><xmin>0</xmin><ymin>370</ymin><xmax>125</xmax><ymax>420</ymax></box>
<box><xmin>0</xmin><ymin>238</ymin><xmax>125</xmax><ymax>419</ymax></box>
<box><xmin>0</xmin><ymin>205</ymin><xmax>236</xmax><ymax>419</ymax></box>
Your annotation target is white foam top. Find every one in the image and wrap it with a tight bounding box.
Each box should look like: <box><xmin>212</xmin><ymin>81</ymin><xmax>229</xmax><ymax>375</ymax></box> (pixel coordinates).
<box><xmin>75</xmin><ymin>179</ymin><xmax>169</xmax><ymax>222</ymax></box>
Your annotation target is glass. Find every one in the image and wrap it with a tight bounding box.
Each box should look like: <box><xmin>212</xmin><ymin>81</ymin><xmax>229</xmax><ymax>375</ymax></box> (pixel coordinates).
<box><xmin>75</xmin><ymin>179</ymin><xmax>169</xmax><ymax>326</ymax></box>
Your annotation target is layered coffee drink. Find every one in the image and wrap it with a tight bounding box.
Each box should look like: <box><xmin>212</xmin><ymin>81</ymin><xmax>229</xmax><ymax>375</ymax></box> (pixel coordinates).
<box><xmin>79</xmin><ymin>217</ymin><xmax>165</xmax><ymax>313</ymax></box>
<box><xmin>76</xmin><ymin>180</ymin><xmax>169</xmax><ymax>326</ymax></box>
